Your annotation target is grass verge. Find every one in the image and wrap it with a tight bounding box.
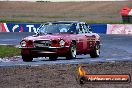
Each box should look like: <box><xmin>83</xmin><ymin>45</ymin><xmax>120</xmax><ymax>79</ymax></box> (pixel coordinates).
<box><xmin>0</xmin><ymin>45</ymin><xmax>20</xmax><ymax>58</ymax></box>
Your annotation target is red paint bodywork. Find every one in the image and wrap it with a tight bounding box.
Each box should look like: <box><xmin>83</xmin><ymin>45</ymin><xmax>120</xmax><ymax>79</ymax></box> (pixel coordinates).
<box><xmin>20</xmin><ymin>32</ymin><xmax>100</xmax><ymax>57</ymax></box>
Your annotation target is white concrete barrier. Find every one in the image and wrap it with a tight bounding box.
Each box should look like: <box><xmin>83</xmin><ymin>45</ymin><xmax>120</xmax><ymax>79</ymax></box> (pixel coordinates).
<box><xmin>107</xmin><ymin>24</ymin><xmax>132</xmax><ymax>34</ymax></box>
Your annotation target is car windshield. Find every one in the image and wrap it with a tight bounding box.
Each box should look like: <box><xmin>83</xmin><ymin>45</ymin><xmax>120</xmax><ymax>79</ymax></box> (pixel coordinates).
<box><xmin>38</xmin><ymin>23</ymin><xmax>76</xmax><ymax>34</ymax></box>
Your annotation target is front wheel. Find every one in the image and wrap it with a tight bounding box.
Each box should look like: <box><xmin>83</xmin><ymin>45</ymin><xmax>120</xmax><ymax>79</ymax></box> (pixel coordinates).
<box><xmin>22</xmin><ymin>55</ymin><xmax>33</xmax><ymax>62</ymax></box>
<box><xmin>90</xmin><ymin>42</ymin><xmax>100</xmax><ymax>58</ymax></box>
<box><xmin>66</xmin><ymin>44</ymin><xmax>76</xmax><ymax>60</ymax></box>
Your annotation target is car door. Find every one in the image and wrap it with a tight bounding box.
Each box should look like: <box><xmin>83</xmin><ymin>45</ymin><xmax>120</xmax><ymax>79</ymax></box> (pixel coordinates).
<box><xmin>76</xmin><ymin>23</ymin><xmax>87</xmax><ymax>54</ymax></box>
<box><xmin>83</xmin><ymin>23</ymin><xmax>94</xmax><ymax>51</ymax></box>
<box><xmin>81</xmin><ymin>23</ymin><xmax>91</xmax><ymax>51</ymax></box>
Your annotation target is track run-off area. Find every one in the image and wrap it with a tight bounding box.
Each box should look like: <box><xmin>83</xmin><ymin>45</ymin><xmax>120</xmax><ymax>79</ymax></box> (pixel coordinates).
<box><xmin>0</xmin><ymin>33</ymin><xmax>132</xmax><ymax>66</ymax></box>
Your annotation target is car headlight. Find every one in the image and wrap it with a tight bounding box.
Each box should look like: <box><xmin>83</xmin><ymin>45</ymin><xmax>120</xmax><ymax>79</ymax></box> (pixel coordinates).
<box><xmin>59</xmin><ymin>39</ymin><xmax>65</xmax><ymax>46</ymax></box>
<box><xmin>21</xmin><ymin>40</ymin><xmax>27</xmax><ymax>47</ymax></box>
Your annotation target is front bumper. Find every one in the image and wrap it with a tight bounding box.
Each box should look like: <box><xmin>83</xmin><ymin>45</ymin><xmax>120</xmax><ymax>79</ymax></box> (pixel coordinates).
<box><xmin>19</xmin><ymin>46</ymin><xmax>70</xmax><ymax>49</ymax></box>
<box><xmin>19</xmin><ymin>46</ymin><xmax>70</xmax><ymax>57</ymax></box>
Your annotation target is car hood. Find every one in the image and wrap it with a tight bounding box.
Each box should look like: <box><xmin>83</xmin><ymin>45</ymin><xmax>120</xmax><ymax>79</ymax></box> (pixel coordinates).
<box><xmin>23</xmin><ymin>33</ymin><xmax>76</xmax><ymax>41</ymax></box>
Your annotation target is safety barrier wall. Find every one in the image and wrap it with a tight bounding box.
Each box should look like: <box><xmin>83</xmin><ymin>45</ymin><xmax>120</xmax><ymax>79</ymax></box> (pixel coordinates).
<box><xmin>0</xmin><ymin>23</ymin><xmax>107</xmax><ymax>33</ymax></box>
<box><xmin>107</xmin><ymin>24</ymin><xmax>132</xmax><ymax>34</ymax></box>
<box><xmin>0</xmin><ymin>23</ymin><xmax>132</xmax><ymax>34</ymax></box>
<box><xmin>90</xmin><ymin>24</ymin><xmax>107</xmax><ymax>33</ymax></box>
<box><xmin>0</xmin><ymin>23</ymin><xmax>41</xmax><ymax>32</ymax></box>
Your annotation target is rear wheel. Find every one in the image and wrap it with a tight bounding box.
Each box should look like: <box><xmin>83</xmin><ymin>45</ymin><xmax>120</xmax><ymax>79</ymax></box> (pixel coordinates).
<box><xmin>49</xmin><ymin>56</ymin><xmax>58</xmax><ymax>61</ymax></box>
<box><xmin>90</xmin><ymin>42</ymin><xmax>100</xmax><ymax>58</ymax></box>
<box><xmin>22</xmin><ymin>55</ymin><xmax>33</xmax><ymax>62</ymax></box>
<box><xmin>66</xmin><ymin>43</ymin><xmax>76</xmax><ymax>60</ymax></box>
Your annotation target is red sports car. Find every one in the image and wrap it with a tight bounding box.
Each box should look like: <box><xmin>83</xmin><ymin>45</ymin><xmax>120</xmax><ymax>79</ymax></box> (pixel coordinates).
<box><xmin>19</xmin><ymin>21</ymin><xmax>101</xmax><ymax>62</ymax></box>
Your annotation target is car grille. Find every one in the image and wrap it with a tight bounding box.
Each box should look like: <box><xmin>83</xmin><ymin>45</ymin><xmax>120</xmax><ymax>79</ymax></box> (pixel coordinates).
<box><xmin>34</xmin><ymin>40</ymin><xmax>51</xmax><ymax>47</ymax></box>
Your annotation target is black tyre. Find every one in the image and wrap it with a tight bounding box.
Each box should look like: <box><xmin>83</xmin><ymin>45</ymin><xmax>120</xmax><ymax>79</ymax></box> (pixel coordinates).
<box><xmin>49</xmin><ymin>56</ymin><xmax>58</xmax><ymax>61</ymax></box>
<box><xmin>66</xmin><ymin>43</ymin><xmax>76</xmax><ymax>60</ymax></box>
<box><xmin>90</xmin><ymin>41</ymin><xmax>100</xmax><ymax>58</ymax></box>
<box><xmin>22</xmin><ymin>55</ymin><xmax>33</xmax><ymax>62</ymax></box>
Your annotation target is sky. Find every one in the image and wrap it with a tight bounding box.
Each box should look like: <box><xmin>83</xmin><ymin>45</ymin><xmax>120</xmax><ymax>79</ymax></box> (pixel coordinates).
<box><xmin>0</xmin><ymin>0</ymin><xmax>128</xmax><ymax>2</ymax></box>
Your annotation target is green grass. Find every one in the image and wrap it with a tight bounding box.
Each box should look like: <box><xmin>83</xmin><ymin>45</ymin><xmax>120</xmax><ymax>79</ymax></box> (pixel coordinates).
<box><xmin>0</xmin><ymin>45</ymin><xmax>20</xmax><ymax>58</ymax></box>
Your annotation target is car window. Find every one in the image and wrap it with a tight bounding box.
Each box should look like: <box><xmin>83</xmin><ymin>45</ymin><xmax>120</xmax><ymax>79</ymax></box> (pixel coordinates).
<box><xmin>78</xmin><ymin>24</ymin><xmax>85</xmax><ymax>34</ymax></box>
<box><xmin>87</xmin><ymin>25</ymin><xmax>92</xmax><ymax>32</ymax></box>
<box><xmin>83</xmin><ymin>24</ymin><xmax>89</xmax><ymax>33</ymax></box>
<box><xmin>38</xmin><ymin>23</ymin><xmax>77</xmax><ymax>34</ymax></box>
<box><xmin>67</xmin><ymin>23</ymin><xmax>77</xmax><ymax>34</ymax></box>
<box><xmin>60</xmin><ymin>28</ymin><xmax>68</xmax><ymax>32</ymax></box>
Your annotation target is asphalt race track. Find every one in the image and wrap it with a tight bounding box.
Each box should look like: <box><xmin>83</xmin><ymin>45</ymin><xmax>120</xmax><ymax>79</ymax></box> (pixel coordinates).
<box><xmin>0</xmin><ymin>33</ymin><xmax>132</xmax><ymax>66</ymax></box>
